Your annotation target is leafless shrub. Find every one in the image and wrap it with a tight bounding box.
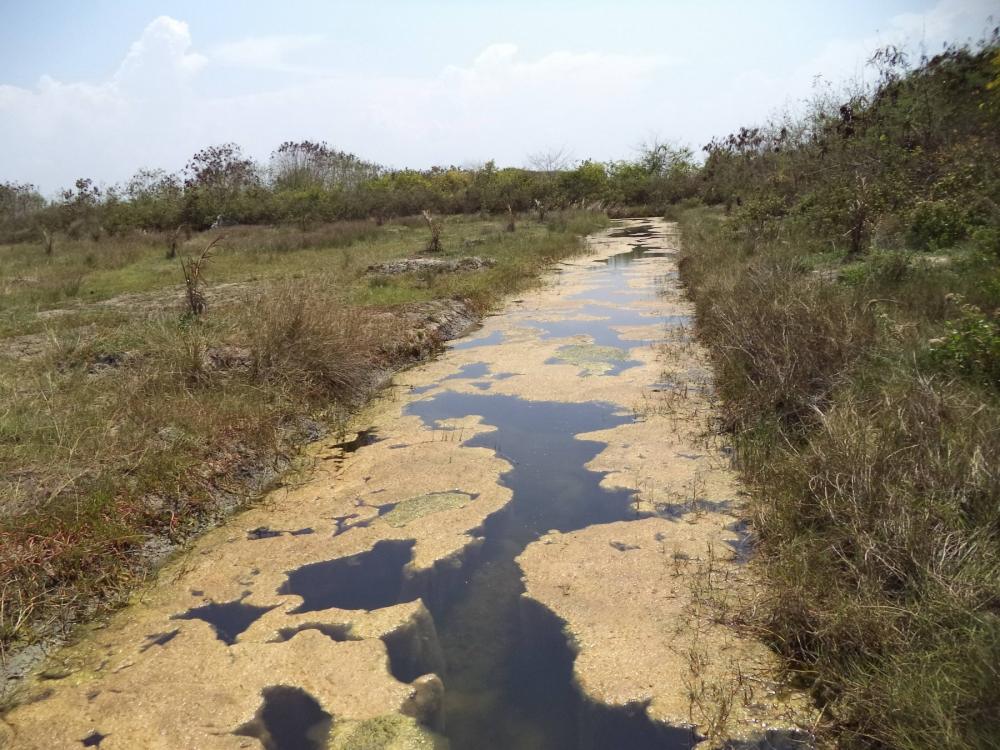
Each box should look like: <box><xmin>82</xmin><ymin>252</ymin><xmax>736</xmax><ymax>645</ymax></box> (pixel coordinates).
<box><xmin>166</xmin><ymin>224</ymin><xmax>189</xmax><ymax>259</ymax></box>
<box><xmin>40</xmin><ymin>228</ymin><xmax>53</xmax><ymax>256</ymax></box>
<box><xmin>422</xmin><ymin>210</ymin><xmax>442</xmax><ymax>252</ymax></box>
<box><xmin>180</xmin><ymin>236</ymin><xmax>223</xmax><ymax>316</ymax></box>
<box><xmin>534</xmin><ymin>198</ymin><xmax>546</xmax><ymax>222</ymax></box>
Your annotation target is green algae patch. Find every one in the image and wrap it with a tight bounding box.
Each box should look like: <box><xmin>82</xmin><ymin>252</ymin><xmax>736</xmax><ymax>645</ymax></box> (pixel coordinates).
<box><xmin>551</xmin><ymin>343</ymin><xmax>631</xmax><ymax>375</ymax></box>
<box><xmin>329</xmin><ymin>714</ymin><xmax>447</xmax><ymax>749</ymax></box>
<box><xmin>382</xmin><ymin>492</ymin><xmax>475</xmax><ymax>528</ymax></box>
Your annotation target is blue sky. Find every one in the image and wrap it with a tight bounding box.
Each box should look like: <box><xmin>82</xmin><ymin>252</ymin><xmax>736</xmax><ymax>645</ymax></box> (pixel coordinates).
<box><xmin>0</xmin><ymin>0</ymin><xmax>995</xmax><ymax>193</ymax></box>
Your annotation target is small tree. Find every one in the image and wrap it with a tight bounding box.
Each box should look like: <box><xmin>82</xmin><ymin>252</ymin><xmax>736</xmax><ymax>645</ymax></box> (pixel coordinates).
<box><xmin>534</xmin><ymin>198</ymin><xmax>546</xmax><ymax>222</ymax></box>
<box><xmin>182</xmin><ymin>144</ymin><xmax>260</xmax><ymax>228</ymax></box>
<box><xmin>558</xmin><ymin>161</ymin><xmax>608</xmax><ymax>205</ymax></box>
<box><xmin>167</xmin><ymin>224</ymin><xmax>189</xmax><ymax>259</ymax></box>
<box><xmin>59</xmin><ymin>177</ymin><xmax>102</xmax><ymax>238</ymax></box>
<box><xmin>123</xmin><ymin>168</ymin><xmax>183</xmax><ymax>230</ymax></box>
<box><xmin>527</xmin><ymin>146</ymin><xmax>574</xmax><ymax>173</ymax></box>
<box><xmin>0</xmin><ymin>181</ymin><xmax>45</xmax><ymax>239</ymax></box>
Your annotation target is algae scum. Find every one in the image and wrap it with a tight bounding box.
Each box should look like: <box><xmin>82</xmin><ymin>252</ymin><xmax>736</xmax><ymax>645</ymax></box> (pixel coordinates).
<box><xmin>17</xmin><ymin>222</ymin><xmax>712</xmax><ymax>750</ymax></box>
<box><xmin>387</xmin><ymin>231</ymin><xmax>700</xmax><ymax>748</ymax></box>
<box><xmin>331</xmin><ymin>226</ymin><xmax>685</xmax><ymax>749</ymax></box>
<box><xmin>254</xmin><ymin>230</ymin><xmax>687</xmax><ymax>749</ymax></box>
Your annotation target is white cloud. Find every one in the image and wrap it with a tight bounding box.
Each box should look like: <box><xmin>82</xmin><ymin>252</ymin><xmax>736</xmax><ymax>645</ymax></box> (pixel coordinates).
<box><xmin>0</xmin><ymin>25</ymin><xmax>674</xmax><ymax>192</ymax></box>
<box><xmin>706</xmin><ymin>0</ymin><xmax>997</xmax><ymax>137</ymax></box>
<box><xmin>802</xmin><ymin>0</ymin><xmax>996</xmax><ymax>87</ymax></box>
<box><xmin>0</xmin><ymin>1</ymin><xmax>994</xmax><ymax>193</ymax></box>
<box><xmin>212</xmin><ymin>34</ymin><xmax>325</xmax><ymax>73</ymax></box>
<box><xmin>114</xmin><ymin>16</ymin><xmax>206</xmax><ymax>93</ymax></box>
<box><xmin>891</xmin><ymin>0</ymin><xmax>996</xmax><ymax>44</ymax></box>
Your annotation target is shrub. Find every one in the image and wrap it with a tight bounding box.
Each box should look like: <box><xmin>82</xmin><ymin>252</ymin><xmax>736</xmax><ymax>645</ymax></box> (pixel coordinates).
<box><xmin>930</xmin><ymin>298</ymin><xmax>1000</xmax><ymax>387</ymax></box>
<box><xmin>971</xmin><ymin>226</ymin><xmax>1000</xmax><ymax>257</ymax></box>
<box><xmin>906</xmin><ymin>200</ymin><xmax>969</xmax><ymax>251</ymax></box>
<box><xmin>731</xmin><ymin>193</ymin><xmax>787</xmax><ymax>246</ymax></box>
<box><xmin>679</xmin><ymin>206</ymin><xmax>1000</xmax><ymax>749</ymax></box>
<box><xmin>760</xmin><ymin>374</ymin><xmax>1000</xmax><ymax>750</ymax></box>
<box><xmin>694</xmin><ymin>253</ymin><xmax>876</xmax><ymax>429</ymax></box>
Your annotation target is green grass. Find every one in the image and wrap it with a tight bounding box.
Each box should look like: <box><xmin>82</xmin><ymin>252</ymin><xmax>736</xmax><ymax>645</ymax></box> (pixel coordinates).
<box><xmin>677</xmin><ymin>207</ymin><xmax>1000</xmax><ymax>750</ymax></box>
<box><xmin>0</xmin><ymin>210</ymin><xmax>607</xmax><ymax>664</ymax></box>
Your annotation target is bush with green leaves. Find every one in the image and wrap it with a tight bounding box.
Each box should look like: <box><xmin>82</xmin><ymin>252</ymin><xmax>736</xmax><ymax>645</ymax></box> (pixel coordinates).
<box><xmin>930</xmin><ymin>298</ymin><xmax>1000</xmax><ymax>387</ymax></box>
<box><xmin>906</xmin><ymin>200</ymin><xmax>970</xmax><ymax>250</ymax></box>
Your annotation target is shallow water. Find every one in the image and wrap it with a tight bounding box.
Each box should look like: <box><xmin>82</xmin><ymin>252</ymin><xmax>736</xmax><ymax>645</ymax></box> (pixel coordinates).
<box><xmin>184</xmin><ymin>221</ymin><xmax>690</xmax><ymax>749</ymax></box>
<box><xmin>449</xmin><ymin>329</ymin><xmax>505</xmax><ymax>351</ymax></box>
<box><xmin>234</xmin><ymin>685</ymin><xmax>333</xmax><ymax>750</ymax></box>
<box><xmin>279</xmin><ymin>540</ymin><xmax>417</xmax><ymax>613</ymax></box>
<box><xmin>522</xmin><ymin>304</ymin><xmax>687</xmax><ymax>350</ymax></box>
<box><xmin>406</xmin><ymin>392</ymin><xmax>641</xmax><ymax>749</ymax></box>
<box><xmin>411</xmin><ymin>362</ymin><xmax>491</xmax><ymax>394</ymax></box>
<box><xmin>173</xmin><ymin>597</ymin><xmax>275</xmax><ymax>645</ymax></box>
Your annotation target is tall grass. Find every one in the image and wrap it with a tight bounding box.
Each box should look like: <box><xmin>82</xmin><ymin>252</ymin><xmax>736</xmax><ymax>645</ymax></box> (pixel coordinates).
<box><xmin>678</xmin><ymin>208</ymin><xmax>1000</xmax><ymax>749</ymax></box>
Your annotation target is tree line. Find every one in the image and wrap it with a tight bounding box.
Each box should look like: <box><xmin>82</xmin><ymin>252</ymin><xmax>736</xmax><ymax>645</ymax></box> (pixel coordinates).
<box><xmin>702</xmin><ymin>36</ymin><xmax>1000</xmax><ymax>257</ymax></box>
<box><xmin>0</xmin><ymin>140</ymin><xmax>698</xmax><ymax>241</ymax></box>
<box><xmin>2</xmin><ymin>34</ymin><xmax>997</xmax><ymax>257</ymax></box>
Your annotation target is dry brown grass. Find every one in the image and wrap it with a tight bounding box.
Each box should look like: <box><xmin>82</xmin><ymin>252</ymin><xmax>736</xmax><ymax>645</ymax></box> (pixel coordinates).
<box><xmin>245</xmin><ymin>280</ymin><xmax>393</xmax><ymax>401</ymax></box>
<box><xmin>689</xmin><ymin>256</ymin><xmax>877</xmax><ymax>431</ymax></box>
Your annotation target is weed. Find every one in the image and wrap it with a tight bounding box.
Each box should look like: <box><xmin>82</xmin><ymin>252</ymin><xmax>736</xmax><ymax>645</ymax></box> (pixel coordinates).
<box><xmin>40</xmin><ymin>228</ymin><xmax>53</xmax><ymax>257</ymax></box>
<box><xmin>422</xmin><ymin>211</ymin><xmax>442</xmax><ymax>253</ymax></box>
<box><xmin>929</xmin><ymin>297</ymin><xmax>1000</xmax><ymax>387</ymax></box>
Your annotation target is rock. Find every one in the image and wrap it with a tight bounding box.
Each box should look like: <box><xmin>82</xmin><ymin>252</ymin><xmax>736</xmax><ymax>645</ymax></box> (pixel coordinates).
<box><xmin>202</xmin><ymin>345</ymin><xmax>252</xmax><ymax>372</ymax></box>
<box><xmin>366</xmin><ymin>257</ymin><xmax>497</xmax><ymax>276</ymax></box>
<box><xmin>400</xmin><ymin>674</ymin><xmax>446</xmax><ymax>731</ymax></box>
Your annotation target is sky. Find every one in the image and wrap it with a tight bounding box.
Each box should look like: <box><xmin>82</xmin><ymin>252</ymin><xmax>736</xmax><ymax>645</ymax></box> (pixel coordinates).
<box><xmin>0</xmin><ymin>0</ymin><xmax>995</xmax><ymax>194</ymax></box>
